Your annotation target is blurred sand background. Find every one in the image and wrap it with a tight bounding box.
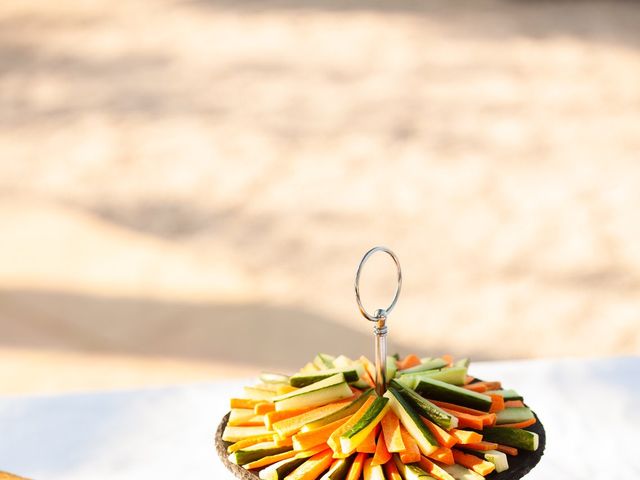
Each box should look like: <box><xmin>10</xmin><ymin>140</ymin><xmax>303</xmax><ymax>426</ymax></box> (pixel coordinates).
<box><xmin>1</xmin><ymin>0</ymin><xmax>639</xmax><ymax>394</ymax></box>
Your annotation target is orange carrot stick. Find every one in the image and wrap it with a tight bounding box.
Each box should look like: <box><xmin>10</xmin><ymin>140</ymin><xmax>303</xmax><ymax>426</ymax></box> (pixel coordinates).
<box><xmin>505</xmin><ymin>400</ymin><xmax>526</xmax><ymax>408</ymax></box>
<box><xmin>419</xmin><ymin>456</ymin><xmax>454</xmax><ymax>480</ymax></box>
<box><xmin>292</xmin><ymin>417</ymin><xmax>349</xmax><ymax>451</ymax></box>
<box><xmin>265</xmin><ymin>408</ymin><xmax>312</xmax><ymax>430</ymax></box>
<box><xmin>356</xmin><ymin>424</ymin><xmax>379</xmax><ymax>454</ymax></box>
<box><xmin>460</xmin><ymin>441</ymin><xmax>498</xmax><ymax>451</ymax></box>
<box><xmin>463</xmin><ymin>381</ymin><xmax>502</xmax><ymax>393</ymax></box>
<box><xmin>484</xmin><ymin>381</ymin><xmax>502</xmax><ymax>390</ymax></box>
<box><xmin>255</xmin><ymin>402</ymin><xmax>276</xmax><ymax>415</ymax></box>
<box><xmin>230</xmin><ymin>398</ymin><xmax>262</xmax><ymax>409</ymax></box>
<box><xmin>441</xmin><ymin>408</ymin><xmax>484</xmax><ymax>430</ymax></box>
<box><xmin>372</xmin><ymin>430</ymin><xmax>392</xmax><ymax>466</ymax></box>
<box><xmin>452</xmin><ymin>449</ymin><xmax>495</xmax><ymax>476</ymax></box>
<box><xmin>485</xmin><ymin>413</ymin><xmax>497</xmax><ymax>426</ymax></box>
<box><xmin>426</xmin><ymin>447</ymin><xmax>454</xmax><ymax>465</ymax></box>
<box><xmin>381</xmin><ymin>411</ymin><xmax>405</xmax><ymax>453</ymax></box>
<box><xmin>489</xmin><ymin>394</ymin><xmax>505</xmax><ymax>413</ymax></box>
<box><xmin>228</xmin><ymin>413</ymin><xmax>265</xmax><ymax>426</ymax></box>
<box><xmin>496</xmin><ymin>444</ymin><xmax>519</xmax><ymax>456</ymax></box>
<box><xmin>273</xmin><ymin>435</ymin><xmax>294</xmax><ymax>447</ymax></box>
<box><xmin>287</xmin><ymin>450</ymin><xmax>333</xmax><ymax>480</ymax></box>
<box><xmin>397</xmin><ymin>354</ymin><xmax>421</xmax><ymax>370</ymax></box>
<box><xmin>273</xmin><ymin>401</ymin><xmax>352</xmax><ymax>438</ymax></box>
<box><xmin>441</xmin><ymin>354</ymin><xmax>453</xmax><ymax>367</ymax></box>
<box><xmin>421</xmin><ymin>416</ymin><xmax>458</xmax><ymax>448</ymax></box>
<box><xmin>464</xmin><ymin>383</ymin><xmax>488</xmax><ymax>393</ymax></box>
<box><xmin>450</xmin><ymin>429</ymin><xmax>483</xmax><ymax>445</ymax></box>
<box><xmin>398</xmin><ymin>425</ymin><xmax>421</xmax><ymax>463</ymax></box>
<box><xmin>436</xmin><ymin>404</ymin><xmax>496</xmax><ymax>427</ymax></box>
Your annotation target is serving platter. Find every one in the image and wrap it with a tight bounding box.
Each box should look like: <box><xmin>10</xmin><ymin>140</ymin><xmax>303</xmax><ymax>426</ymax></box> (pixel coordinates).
<box><xmin>215</xmin><ymin>405</ymin><xmax>545</xmax><ymax>480</ymax></box>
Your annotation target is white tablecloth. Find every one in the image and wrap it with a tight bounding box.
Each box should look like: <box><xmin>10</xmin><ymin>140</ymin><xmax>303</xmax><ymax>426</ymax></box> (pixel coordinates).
<box><xmin>1</xmin><ymin>357</ymin><xmax>638</xmax><ymax>479</ymax></box>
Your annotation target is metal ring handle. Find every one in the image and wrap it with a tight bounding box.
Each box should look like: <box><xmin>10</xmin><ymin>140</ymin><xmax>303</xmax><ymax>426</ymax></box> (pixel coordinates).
<box><xmin>354</xmin><ymin>246</ymin><xmax>402</xmax><ymax>322</ymax></box>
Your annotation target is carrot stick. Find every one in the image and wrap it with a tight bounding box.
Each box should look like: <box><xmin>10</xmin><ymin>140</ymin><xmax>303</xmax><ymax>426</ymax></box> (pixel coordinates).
<box><xmin>273</xmin><ymin>435</ymin><xmax>294</xmax><ymax>447</ymax></box>
<box><xmin>255</xmin><ymin>402</ymin><xmax>276</xmax><ymax>415</ymax></box>
<box><xmin>345</xmin><ymin>452</ymin><xmax>366</xmax><ymax>480</ymax></box>
<box><xmin>383</xmin><ymin>459</ymin><xmax>403</xmax><ymax>480</ymax></box>
<box><xmin>463</xmin><ymin>381</ymin><xmax>502</xmax><ymax>393</ymax></box>
<box><xmin>434</xmin><ymin>403</ymin><xmax>496</xmax><ymax>427</ymax></box>
<box><xmin>441</xmin><ymin>408</ymin><xmax>484</xmax><ymax>430</ymax></box>
<box><xmin>372</xmin><ymin>430</ymin><xmax>392</xmax><ymax>465</ymax></box>
<box><xmin>464</xmin><ymin>383</ymin><xmax>488</xmax><ymax>393</ymax></box>
<box><xmin>485</xmin><ymin>381</ymin><xmax>502</xmax><ymax>390</ymax></box>
<box><xmin>426</xmin><ymin>447</ymin><xmax>454</xmax><ymax>465</ymax></box>
<box><xmin>489</xmin><ymin>394</ymin><xmax>505</xmax><ymax>413</ymax></box>
<box><xmin>273</xmin><ymin>401</ymin><xmax>352</xmax><ymax>438</ymax></box>
<box><xmin>230</xmin><ymin>398</ymin><xmax>261</xmax><ymax>409</ymax></box>
<box><xmin>450</xmin><ymin>429</ymin><xmax>483</xmax><ymax>444</ymax></box>
<box><xmin>226</xmin><ymin>433</ymin><xmax>276</xmax><ymax>453</ymax></box>
<box><xmin>505</xmin><ymin>400</ymin><xmax>525</xmax><ymax>408</ymax></box>
<box><xmin>398</xmin><ymin>425</ymin><xmax>421</xmax><ymax>463</ymax></box>
<box><xmin>496</xmin><ymin>444</ymin><xmax>519</xmax><ymax>456</ymax></box>
<box><xmin>460</xmin><ymin>441</ymin><xmax>498</xmax><ymax>451</ymax></box>
<box><xmin>381</xmin><ymin>411</ymin><xmax>405</xmax><ymax>452</ymax></box>
<box><xmin>243</xmin><ymin>449</ymin><xmax>296</xmax><ymax>469</ymax></box>
<box><xmin>356</xmin><ymin>424</ymin><xmax>379</xmax><ymax>454</ymax></box>
<box><xmin>441</xmin><ymin>354</ymin><xmax>453</xmax><ymax>367</ymax></box>
<box><xmin>452</xmin><ymin>449</ymin><xmax>495</xmax><ymax>476</ymax></box>
<box><xmin>265</xmin><ymin>408</ymin><xmax>311</xmax><ymax>429</ymax></box>
<box><xmin>464</xmin><ymin>376</ymin><xmax>476</xmax><ymax>385</ymax></box>
<box><xmin>484</xmin><ymin>413</ymin><xmax>497</xmax><ymax>426</ymax></box>
<box><xmin>419</xmin><ymin>456</ymin><xmax>454</xmax><ymax>480</ymax></box>
<box><xmin>495</xmin><ymin>418</ymin><xmax>537</xmax><ymax>429</ymax></box>
<box><xmin>286</xmin><ymin>449</ymin><xmax>333</xmax><ymax>480</ymax></box>
<box><xmin>292</xmin><ymin>417</ymin><xmax>349</xmax><ymax>451</ymax></box>
<box><xmin>397</xmin><ymin>354</ymin><xmax>421</xmax><ymax>370</ymax></box>
<box><xmin>421</xmin><ymin>416</ymin><xmax>458</xmax><ymax>448</ymax></box>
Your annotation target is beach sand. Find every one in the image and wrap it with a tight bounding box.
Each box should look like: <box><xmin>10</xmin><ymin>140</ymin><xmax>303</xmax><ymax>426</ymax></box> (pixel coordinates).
<box><xmin>1</xmin><ymin>0</ymin><xmax>639</xmax><ymax>394</ymax></box>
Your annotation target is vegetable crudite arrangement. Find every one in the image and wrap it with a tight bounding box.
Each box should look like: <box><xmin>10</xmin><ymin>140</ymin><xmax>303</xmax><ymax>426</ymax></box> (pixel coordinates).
<box><xmin>215</xmin><ymin>247</ymin><xmax>545</xmax><ymax>480</ymax></box>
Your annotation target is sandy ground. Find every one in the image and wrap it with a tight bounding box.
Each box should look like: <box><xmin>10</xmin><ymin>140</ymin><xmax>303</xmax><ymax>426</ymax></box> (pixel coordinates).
<box><xmin>1</xmin><ymin>0</ymin><xmax>640</xmax><ymax>394</ymax></box>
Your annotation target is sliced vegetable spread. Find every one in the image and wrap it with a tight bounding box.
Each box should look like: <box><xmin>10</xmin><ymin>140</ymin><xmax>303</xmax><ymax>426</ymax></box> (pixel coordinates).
<box><xmin>221</xmin><ymin>353</ymin><xmax>540</xmax><ymax>480</ymax></box>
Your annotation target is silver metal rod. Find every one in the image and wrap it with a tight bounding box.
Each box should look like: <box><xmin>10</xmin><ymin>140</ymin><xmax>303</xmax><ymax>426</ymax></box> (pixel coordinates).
<box><xmin>374</xmin><ymin>313</ymin><xmax>387</xmax><ymax>396</ymax></box>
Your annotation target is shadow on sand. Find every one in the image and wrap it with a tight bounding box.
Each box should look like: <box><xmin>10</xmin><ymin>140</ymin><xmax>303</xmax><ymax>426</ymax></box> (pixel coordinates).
<box><xmin>0</xmin><ymin>289</ymin><xmax>488</xmax><ymax>372</ymax></box>
<box><xmin>189</xmin><ymin>0</ymin><xmax>640</xmax><ymax>50</ymax></box>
